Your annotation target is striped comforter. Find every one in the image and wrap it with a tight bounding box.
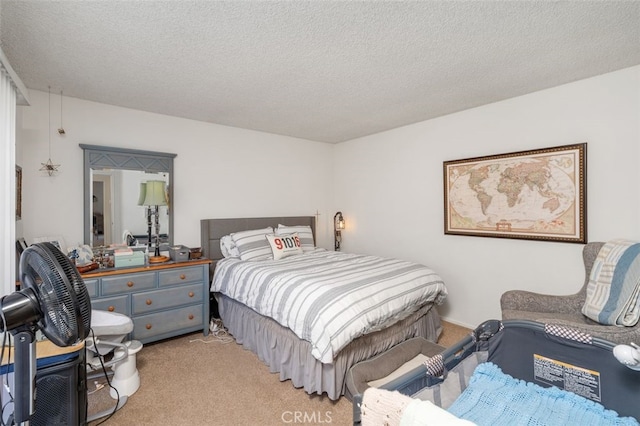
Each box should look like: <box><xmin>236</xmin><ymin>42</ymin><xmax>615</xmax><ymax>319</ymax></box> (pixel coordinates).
<box><xmin>212</xmin><ymin>249</ymin><xmax>447</xmax><ymax>363</ymax></box>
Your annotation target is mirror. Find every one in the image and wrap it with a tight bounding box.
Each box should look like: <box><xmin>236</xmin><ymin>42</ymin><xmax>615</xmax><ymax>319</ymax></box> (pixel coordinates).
<box><xmin>81</xmin><ymin>144</ymin><xmax>176</xmax><ymax>248</ymax></box>
<box><xmin>91</xmin><ymin>169</ymin><xmax>169</xmax><ymax>247</ymax></box>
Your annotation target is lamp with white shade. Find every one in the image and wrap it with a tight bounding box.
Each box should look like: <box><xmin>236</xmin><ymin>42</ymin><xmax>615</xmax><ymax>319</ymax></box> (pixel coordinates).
<box><xmin>138</xmin><ymin>180</ymin><xmax>168</xmax><ymax>257</ymax></box>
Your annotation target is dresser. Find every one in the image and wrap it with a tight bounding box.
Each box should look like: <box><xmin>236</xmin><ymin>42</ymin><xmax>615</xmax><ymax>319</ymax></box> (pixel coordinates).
<box><xmin>81</xmin><ymin>258</ymin><xmax>211</xmax><ymax>344</ymax></box>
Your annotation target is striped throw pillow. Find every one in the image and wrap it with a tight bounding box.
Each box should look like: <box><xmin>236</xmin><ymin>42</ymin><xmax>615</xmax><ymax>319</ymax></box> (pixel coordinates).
<box><xmin>276</xmin><ymin>224</ymin><xmax>315</xmax><ymax>252</ymax></box>
<box><xmin>231</xmin><ymin>227</ymin><xmax>274</xmax><ymax>261</ymax></box>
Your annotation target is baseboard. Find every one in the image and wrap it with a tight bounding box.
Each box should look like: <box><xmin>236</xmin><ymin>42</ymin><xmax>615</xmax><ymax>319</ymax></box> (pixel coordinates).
<box><xmin>440</xmin><ymin>316</ymin><xmax>474</xmax><ymax>330</ymax></box>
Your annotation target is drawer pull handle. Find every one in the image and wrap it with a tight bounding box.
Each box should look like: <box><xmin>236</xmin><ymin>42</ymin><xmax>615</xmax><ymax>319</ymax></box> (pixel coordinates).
<box><xmin>188</xmin><ymin>314</ymin><xmax>194</xmax><ymax>320</ymax></box>
<box><xmin>146</xmin><ymin>299</ymin><xmax>152</xmax><ymax>305</ymax></box>
<box><xmin>108</xmin><ymin>306</ymin><xmax>115</xmax><ymax>312</ymax></box>
<box><xmin>188</xmin><ymin>292</ymin><xmax>194</xmax><ymax>297</ymax></box>
<box><xmin>180</xmin><ymin>274</ymin><xmax>186</xmax><ymax>280</ymax></box>
<box><xmin>146</xmin><ymin>324</ymin><xmax>152</xmax><ymax>330</ymax></box>
<box><xmin>127</xmin><ymin>281</ymin><xmax>134</xmax><ymax>287</ymax></box>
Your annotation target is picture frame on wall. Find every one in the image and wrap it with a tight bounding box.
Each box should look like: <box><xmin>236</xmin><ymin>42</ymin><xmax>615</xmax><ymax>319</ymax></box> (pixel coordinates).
<box><xmin>16</xmin><ymin>165</ymin><xmax>22</xmax><ymax>220</ymax></box>
<box><xmin>443</xmin><ymin>143</ymin><xmax>587</xmax><ymax>243</ymax></box>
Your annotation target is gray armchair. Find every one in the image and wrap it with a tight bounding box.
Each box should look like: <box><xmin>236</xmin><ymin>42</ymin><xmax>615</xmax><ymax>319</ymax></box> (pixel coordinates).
<box><xmin>501</xmin><ymin>241</ymin><xmax>640</xmax><ymax>345</ymax></box>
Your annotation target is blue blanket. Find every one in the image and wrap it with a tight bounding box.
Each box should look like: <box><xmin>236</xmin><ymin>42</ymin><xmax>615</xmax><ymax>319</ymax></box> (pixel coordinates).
<box><xmin>448</xmin><ymin>362</ymin><xmax>638</xmax><ymax>426</ymax></box>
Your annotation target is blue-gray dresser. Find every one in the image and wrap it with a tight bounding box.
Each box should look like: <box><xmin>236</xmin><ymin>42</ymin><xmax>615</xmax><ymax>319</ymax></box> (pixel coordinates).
<box><xmin>81</xmin><ymin>258</ymin><xmax>211</xmax><ymax>344</ymax></box>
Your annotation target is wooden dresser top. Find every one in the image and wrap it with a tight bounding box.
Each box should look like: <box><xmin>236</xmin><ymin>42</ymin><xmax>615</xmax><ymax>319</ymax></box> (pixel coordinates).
<box><xmin>80</xmin><ymin>257</ymin><xmax>211</xmax><ymax>278</ymax></box>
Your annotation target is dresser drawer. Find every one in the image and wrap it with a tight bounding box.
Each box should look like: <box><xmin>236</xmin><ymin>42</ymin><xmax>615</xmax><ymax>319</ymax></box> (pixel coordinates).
<box><xmin>132</xmin><ymin>305</ymin><xmax>204</xmax><ymax>340</ymax></box>
<box><xmin>83</xmin><ymin>279</ymin><xmax>98</xmax><ymax>297</ymax></box>
<box><xmin>102</xmin><ymin>272</ymin><xmax>155</xmax><ymax>295</ymax></box>
<box><xmin>91</xmin><ymin>295</ymin><xmax>130</xmax><ymax>316</ymax></box>
<box><xmin>158</xmin><ymin>267</ymin><xmax>203</xmax><ymax>287</ymax></box>
<box><xmin>131</xmin><ymin>283</ymin><xmax>203</xmax><ymax>314</ymax></box>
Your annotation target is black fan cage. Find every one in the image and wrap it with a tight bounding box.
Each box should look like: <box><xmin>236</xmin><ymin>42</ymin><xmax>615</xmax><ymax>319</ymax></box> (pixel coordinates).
<box><xmin>20</xmin><ymin>242</ymin><xmax>92</xmax><ymax>346</ymax></box>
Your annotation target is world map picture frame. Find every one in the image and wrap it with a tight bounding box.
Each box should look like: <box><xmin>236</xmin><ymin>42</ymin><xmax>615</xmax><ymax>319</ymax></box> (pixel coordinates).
<box><xmin>443</xmin><ymin>143</ymin><xmax>587</xmax><ymax>243</ymax></box>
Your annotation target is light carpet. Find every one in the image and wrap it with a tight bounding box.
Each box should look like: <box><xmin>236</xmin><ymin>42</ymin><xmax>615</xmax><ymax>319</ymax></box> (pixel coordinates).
<box><xmin>87</xmin><ymin>320</ymin><xmax>470</xmax><ymax>425</ymax></box>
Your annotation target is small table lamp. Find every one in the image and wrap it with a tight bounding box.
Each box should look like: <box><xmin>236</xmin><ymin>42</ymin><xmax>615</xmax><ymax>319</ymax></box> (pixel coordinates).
<box><xmin>137</xmin><ymin>183</ymin><xmax>150</xmax><ymax>251</ymax></box>
<box><xmin>138</xmin><ymin>180</ymin><xmax>168</xmax><ymax>257</ymax></box>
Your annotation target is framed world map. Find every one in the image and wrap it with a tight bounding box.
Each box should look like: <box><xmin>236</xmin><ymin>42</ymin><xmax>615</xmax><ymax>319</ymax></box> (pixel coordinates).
<box><xmin>443</xmin><ymin>143</ymin><xmax>587</xmax><ymax>243</ymax></box>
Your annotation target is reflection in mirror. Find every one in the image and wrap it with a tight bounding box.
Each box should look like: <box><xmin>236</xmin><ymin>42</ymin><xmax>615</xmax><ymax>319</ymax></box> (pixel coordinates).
<box><xmin>81</xmin><ymin>144</ymin><xmax>176</xmax><ymax>249</ymax></box>
<box><xmin>137</xmin><ymin>179</ymin><xmax>169</xmax><ymax>256</ymax></box>
<box><xmin>90</xmin><ymin>169</ymin><xmax>169</xmax><ymax>247</ymax></box>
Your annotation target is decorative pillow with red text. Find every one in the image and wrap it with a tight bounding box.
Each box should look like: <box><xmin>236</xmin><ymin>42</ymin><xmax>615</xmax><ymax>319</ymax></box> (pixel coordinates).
<box><xmin>266</xmin><ymin>233</ymin><xmax>303</xmax><ymax>260</ymax></box>
<box><xmin>276</xmin><ymin>224</ymin><xmax>315</xmax><ymax>252</ymax></box>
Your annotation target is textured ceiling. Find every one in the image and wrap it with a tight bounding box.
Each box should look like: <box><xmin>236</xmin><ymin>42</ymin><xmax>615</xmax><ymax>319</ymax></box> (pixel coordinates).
<box><xmin>1</xmin><ymin>1</ymin><xmax>639</xmax><ymax>143</ymax></box>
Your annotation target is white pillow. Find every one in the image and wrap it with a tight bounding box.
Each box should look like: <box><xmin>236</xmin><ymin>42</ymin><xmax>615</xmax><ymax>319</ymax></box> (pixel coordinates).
<box><xmin>266</xmin><ymin>233</ymin><xmax>303</xmax><ymax>260</ymax></box>
<box><xmin>220</xmin><ymin>235</ymin><xmax>240</xmax><ymax>258</ymax></box>
<box><xmin>276</xmin><ymin>225</ymin><xmax>315</xmax><ymax>252</ymax></box>
<box><xmin>231</xmin><ymin>227</ymin><xmax>274</xmax><ymax>261</ymax></box>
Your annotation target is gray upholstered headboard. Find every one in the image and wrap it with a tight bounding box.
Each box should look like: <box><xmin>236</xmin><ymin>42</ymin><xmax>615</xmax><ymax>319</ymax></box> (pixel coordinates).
<box><xmin>200</xmin><ymin>216</ymin><xmax>316</xmax><ymax>280</ymax></box>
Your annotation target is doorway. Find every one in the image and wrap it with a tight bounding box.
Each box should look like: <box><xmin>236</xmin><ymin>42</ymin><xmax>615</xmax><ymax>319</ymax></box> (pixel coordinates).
<box><xmin>92</xmin><ymin>174</ymin><xmax>112</xmax><ymax>246</ymax></box>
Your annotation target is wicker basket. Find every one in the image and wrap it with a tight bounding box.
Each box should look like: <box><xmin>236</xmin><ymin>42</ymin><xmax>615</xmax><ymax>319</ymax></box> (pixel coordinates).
<box><xmin>189</xmin><ymin>247</ymin><xmax>202</xmax><ymax>259</ymax></box>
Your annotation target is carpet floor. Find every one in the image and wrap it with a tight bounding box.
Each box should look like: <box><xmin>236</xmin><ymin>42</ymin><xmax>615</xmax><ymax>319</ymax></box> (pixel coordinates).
<box><xmin>87</xmin><ymin>320</ymin><xmax>471</xmax><ymax>425</ymax></box>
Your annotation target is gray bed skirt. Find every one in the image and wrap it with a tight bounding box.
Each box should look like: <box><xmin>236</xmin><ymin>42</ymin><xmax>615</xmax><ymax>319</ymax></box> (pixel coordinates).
<box><xmin>216</xmin><ymin>293</ymin><xmax>443</xmax><ymax>400</ymax></box>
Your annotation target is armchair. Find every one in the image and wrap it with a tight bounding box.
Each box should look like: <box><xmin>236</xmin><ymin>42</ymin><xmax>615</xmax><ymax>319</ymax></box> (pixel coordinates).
<box><xmin>501</xmin><ymin>241</ymin><xmax>640</xmax><ymax>345</ymax></box>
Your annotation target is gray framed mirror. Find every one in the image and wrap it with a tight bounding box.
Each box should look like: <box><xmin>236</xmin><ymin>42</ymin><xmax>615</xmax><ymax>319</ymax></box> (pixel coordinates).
<box><xmin>81</xmin><ymin>144</ymin><xmax>176</xmax><ymax>248</ymax></box>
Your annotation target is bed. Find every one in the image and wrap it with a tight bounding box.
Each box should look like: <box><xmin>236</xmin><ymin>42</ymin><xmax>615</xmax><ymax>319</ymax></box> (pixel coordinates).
<box><xmin>201</xmin><ymin>216</ymin><xmax>448</xmax><ymax>400</ymax></box>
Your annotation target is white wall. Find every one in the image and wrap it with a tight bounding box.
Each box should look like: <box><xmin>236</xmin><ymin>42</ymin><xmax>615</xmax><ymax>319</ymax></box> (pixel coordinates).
<box><xmin>15</xmin><ymin>66</ymin><xmax>640</xmax><ymax>328</ymax></box>
<box><xmin>15</xmin><ymin>92</ymin><xmax>335</xmax><ymax>253</ymax></box>
<box><xmin>335</xmin><ymin>66</ymin><xmax>640</xmax><ymax>328</ymax></box>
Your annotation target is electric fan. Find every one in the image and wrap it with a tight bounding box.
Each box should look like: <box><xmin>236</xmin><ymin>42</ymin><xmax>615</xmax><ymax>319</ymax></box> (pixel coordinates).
<box><xmin>1</xmin><ymin>242</ymin><xmax>91</xmax><ymax>424</ymax></box>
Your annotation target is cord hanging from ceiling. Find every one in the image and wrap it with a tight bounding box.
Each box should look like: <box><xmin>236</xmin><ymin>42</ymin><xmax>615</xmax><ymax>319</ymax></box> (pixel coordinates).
<box><xmin>58</xmin><ymin>89</ymin><xmax>65</xmax><ymax>135</ymax></box>
<box><xmin>40</xmin><ymin>86</ymin><xmax>61</xmax><ymax>176</ymax></box>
